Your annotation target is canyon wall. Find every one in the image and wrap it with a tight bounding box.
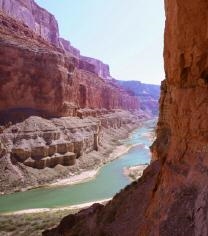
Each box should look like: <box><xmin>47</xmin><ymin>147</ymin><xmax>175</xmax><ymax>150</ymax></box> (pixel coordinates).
<box><xmin>44</xmin><ymin>0</ymin><xmax>208</xmax><ymax>235</ymax></box>
<box><xmin>0</xmin><ymin>9</ymin><xmax>139</xmax><ymax>124</ymax></box>
<box><xmin>0</xmin><ymin>0</ymin><xmax>59</xmax><ymax>45</ymax></box>
<box><xmin>0</xmin><ymin>0</ymin><xmax>113</xmax><ymax>80</ymax></box>
<box><xmin>0</xmin><ymin>0</ymin><xmax>146</xmax><ymax>195</ymax></box>
<box><xmin>80</xmin><ymin>56</ymin><xmax>111</xmax><ymax>79</ymax></box>
<box><xmin>113</xmin><ymin>80</ymin><xmax>160</xmax><ymax>116</ymax></box>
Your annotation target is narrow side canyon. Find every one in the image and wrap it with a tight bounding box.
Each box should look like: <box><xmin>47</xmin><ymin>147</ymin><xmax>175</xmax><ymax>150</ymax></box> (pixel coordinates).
<box><xmin>43</xmin><ymin>0</ymin><xmax>208</xmax><ymax>235</ymax></box>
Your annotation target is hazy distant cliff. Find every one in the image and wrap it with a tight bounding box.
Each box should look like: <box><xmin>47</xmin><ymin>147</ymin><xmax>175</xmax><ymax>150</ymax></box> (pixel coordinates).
<box><xmin>0</xmin><ymin>0</ymin><xmax>60</xmax><ymax>45</ymax></box>
<box><xmin>44</xmin><ymin>0</ymin><xmax>208</xmax><ymax>235</ymax></box>
<box><xmin>113</xmin><ymin>80</ymin><xmax>160</xmax><ymax>115</ymax></box>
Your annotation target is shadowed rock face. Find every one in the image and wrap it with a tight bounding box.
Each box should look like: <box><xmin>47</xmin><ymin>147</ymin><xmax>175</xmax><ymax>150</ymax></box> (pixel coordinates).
<box><xmin>43</xmin><ymin>0</ymin><xmax>208</xmax><ymax>235</ymax></box>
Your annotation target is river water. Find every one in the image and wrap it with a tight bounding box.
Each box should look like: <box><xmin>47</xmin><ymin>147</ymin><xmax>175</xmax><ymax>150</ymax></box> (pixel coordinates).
<box><xmin>0</xmin><ymin>119</ymin><xmax>156</xmax><ymax>213</ymax></box>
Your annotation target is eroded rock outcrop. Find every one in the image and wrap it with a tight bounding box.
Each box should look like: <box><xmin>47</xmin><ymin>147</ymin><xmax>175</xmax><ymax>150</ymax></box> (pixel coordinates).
<box><xmin>6</xmin><ymin>116</ymin><xmax>100</xmax><ymax>169</ymax></box>
<box><xmin>0</xmin><ymin>110</ymin><xmax>144</xmax><ymax>194</ymax></box>
<box><xmin>43</xmin><ymin>1</ymin><xmax>208</xmax><ymax>235</ymax></box>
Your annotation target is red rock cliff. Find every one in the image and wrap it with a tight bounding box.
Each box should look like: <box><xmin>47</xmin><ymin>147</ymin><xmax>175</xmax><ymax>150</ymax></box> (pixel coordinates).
<box><xmin>0</xmin><ymin>0</ymin><xmax>113</xmax><ymax>80</ymax></box>
<box><xmin>43</xmin><ymin>1</ymin><xmax>208</xmax><ymax>235</ymax></box>
<box><xmin>0</xmin><ymin>5</ymin><xmax>139</xmax><ymax>124</ymax></box>
<box><xmin>0</xmin><ymin>0</ymin><xmax>59</xmax><ymax>45</ymax></box>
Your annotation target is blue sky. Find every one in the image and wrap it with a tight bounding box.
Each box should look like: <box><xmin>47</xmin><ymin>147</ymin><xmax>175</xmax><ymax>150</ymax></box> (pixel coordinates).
<box><xmin>36</xmin><ymin>0</ymin><xmax>165</xmax><ymax>84</ymax></box>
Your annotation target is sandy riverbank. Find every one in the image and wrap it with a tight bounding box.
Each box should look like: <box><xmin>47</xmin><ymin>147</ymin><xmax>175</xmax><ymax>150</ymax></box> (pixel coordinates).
<box><xmin>49</xmin><ymin>141</ymin><xmax>140</xmax><ymax>188</ymax></box>
<box><xmin>0</xmin><ymin>125</ymin><xmax>145</xmax><ymax>216</ymax></box>
<box><xmin>108</xmin><ymin>143</ymin><xmax>140</xmax><ymax>160</ymax></box>
<box><xmin>2</xmin><ymin>198</ymin><xmax>112</xmax><ymax>216</ymax></box>
<box><xmin>49</xmin><ymin>169</ymin><xmax>99</xmax><ymax>187</ymax></box>
<box><xmin>0</xmin><ymin>119</ymin><xmax>156</xmax><ymax>236</ymax></box>
<box><xmin>0</xmin><ymin>118</ymin><xmax>144</xmax><ymax>195</ymax></box>
<box><xmin>123</xmin><ymin>164</ymin><xmax>148</xmax><ymax>181</ymax></box>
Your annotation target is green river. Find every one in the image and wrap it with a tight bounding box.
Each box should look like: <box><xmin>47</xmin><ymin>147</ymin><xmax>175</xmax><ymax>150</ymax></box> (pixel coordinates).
<box><xmin>0</xmin><ymin>119</ymin><xmax>156</xmax><ymax>214</ymax></box>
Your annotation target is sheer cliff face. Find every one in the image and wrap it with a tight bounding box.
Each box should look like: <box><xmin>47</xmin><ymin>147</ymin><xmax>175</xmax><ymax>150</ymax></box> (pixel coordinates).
<box><xmin>44</xmin><ymin>1</ymin><xmax>208</xmax><ymax>235</ymax></box>
<box><xmin>154</xmin><ymin>0</ymin><xmax>208</xmax><ymax>162</ymax></box>
<box><xmin>0</xmin><ymin>0</ymin><xmax>59</xmax><ymax>45</ymax></box>
<box><xmin>0</xmin><ymin>10</ymin><xmax>139</xmax><ymax>124</ymax></box>
<box><xmin>0</xmin><ymin>0</ymin><xmax>112</xmax><ymax>80</ymax></box>
<box><xmin>81</xmin><ymin>56</ymin><xmax>111</xmax><ymax>79</ymax></box>
<box><xmin>113</xmin><ymin>80</ymin><xmax>160</xmax><ymax>116</ymax></box>
<box><xmin>148</xmin><ymin>0</ymin><xmax>208</xmax><ymax>233</ymax></box>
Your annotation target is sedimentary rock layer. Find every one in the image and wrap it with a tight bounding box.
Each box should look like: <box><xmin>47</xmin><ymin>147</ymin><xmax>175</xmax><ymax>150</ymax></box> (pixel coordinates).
<box><xmin>112</xmin><ymin>79</ymin><xmax>160</xmax><ymax>115</ymax></box>
<box><xmin>0</xmin><ymin>110</ymin><xmax>144</xmax><ymax>194</ymax></box>
<box><xmin>0</xmin><ymin>10</ymin><xmax>139</xmax><ymax>124</ymax></box>
<box><xmin>44</xmin><ymin>1</ymin><xmax>208</xmax><ymax>235</ymax></box>
<box><xmin>0</xmin><ymin>0</ymin><xmax>59</xmax><ymax>45</ymax></box>
<box><xmin>0</xmin><ymin>0</ymin><xmax>113</xmax><ymax>80</ymax></box>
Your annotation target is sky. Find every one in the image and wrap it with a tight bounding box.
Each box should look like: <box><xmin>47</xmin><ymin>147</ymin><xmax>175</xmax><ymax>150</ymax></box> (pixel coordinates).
<box><xmin>36</xmin><ymin>0</ymin><xmax>165</xmax><ymax>85</ymax></box>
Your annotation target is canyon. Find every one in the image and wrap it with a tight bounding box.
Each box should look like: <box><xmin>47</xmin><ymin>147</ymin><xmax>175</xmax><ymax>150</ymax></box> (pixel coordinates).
<box><xmin>0</xmin><ymin>8</ymin><xmax>139</xmax><ymax>123</ymax></box>
<box><xmin>0</xmin><ymin>0</ymin><xmax>159</xmax><ymax>125</ymax></box>
<box><xmin>43</xmin><ymin>0</ymin><xmax>208</xmax><ymax>235</ymax></box>
<box><xmin>0</xmin><ymin>0</ymin><xmax>158</xmax><ymax>195</ymax></box>
<box><xmin>113</xmin><ymin>80</ymin><xmax>160</xmax><ymax>116</ymax></box>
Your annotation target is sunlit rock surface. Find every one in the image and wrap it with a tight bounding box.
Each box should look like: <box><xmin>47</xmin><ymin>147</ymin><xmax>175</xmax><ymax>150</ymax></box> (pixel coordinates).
<box><xmin>0</xmin><ymin>10</ymin><xmax>139</xmax><ymax>124</ymax></box>
<box><xmin>0</xmin><ymin>0</ymin><xmax>59</xmax><ymax>45</ymax></box>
